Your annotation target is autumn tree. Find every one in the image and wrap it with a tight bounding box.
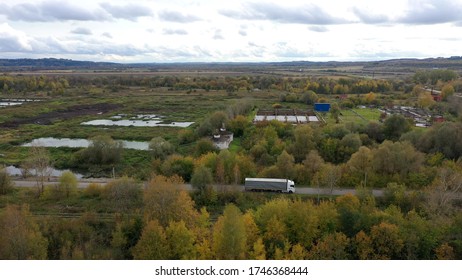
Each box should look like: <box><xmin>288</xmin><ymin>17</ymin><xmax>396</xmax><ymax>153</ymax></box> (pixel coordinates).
<box><xmin>213</xmin><ymin>204</ymin><xmax>247</xmax><ymax>259</ymax></box>
<box><xmin>370</xmin><ymin>222</ymin><xmax>404</xmax><ymax>259</ymax></box>
<box><xmin>132</xmin><ymin>219</ymin><xmax>168</xmax><ymax>259</ymax></box>
<box><xmin>143</xmin><ymin>175</ymin><xmax>198</xmax><ymax>228</ymax></box>
<box><xmin>307</xmin><ymin>232</ymin><xmax>350</xmax><ymax>260</ymax></box>
<box><xmin>425</xmin><ymin>163</ymin><xmax>462</xmax><ymax>216</ymax></box>
<box><xmin>315</xmin><ymin>163</ymin><xmax>342</xmax><ymax>195</ymax></box>
<box><xmin>165</xmin><ymin>220</ymin><xmax>196</xmax><ymax>259</ymax></box>
<box><xmin>353</xmin><ymin>231</ymin><xmax>374</xmax><ymax>260</ymax></box>
<box><xmin>0</xmin><ymin>167</ymin><xmax>13</xmax><ymax>195</ymax></box>
<box><xmin>254</xmin><ymin>198</ymin><xmax>290</xmax><ymax>258</ymax></box>
<box><xmin>102</xmin><ymin>177</ymin><xmax>142</xmax><ymax>213</ymax></box>
<box><xmin>0</xmin><ymin>205</ymin><xmax>48</xmax><ymax>259</ymax></box>
<box><xmin>435</xmin><ymin>243</ymin><xmax>455</xmax><ymax>260</ymax></box>
<box><xmin>441</xmin><ymin>84</ymin><xmax>455</xmax><ymax>100</ymax></box>
<box><xmin>286</xmin><ymin>199</ymin><xmax>319</xmax><ymax>249</ymax></box>
<box><xmin>418</xmin><ymin>92</ymin><xmax>436</xmax><ymax>108</ymax></box>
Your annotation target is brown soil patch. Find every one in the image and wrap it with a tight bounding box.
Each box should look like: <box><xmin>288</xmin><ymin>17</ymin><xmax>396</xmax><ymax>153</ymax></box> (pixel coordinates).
<box><xmin>0</xmin><ymin>103</ymin><xmax>122</xmax><ymax>128</ymax></box>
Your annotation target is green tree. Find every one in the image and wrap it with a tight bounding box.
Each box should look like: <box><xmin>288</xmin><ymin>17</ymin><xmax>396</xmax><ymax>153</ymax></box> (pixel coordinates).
<box><xmin>213</xmin><ymin>204</ymin><xmax>247</xmax><ymax>259</ymax></box>
<box><xmin>276</xmin><ymin>150</ymin><xmax>295</xmax><ymax>179</ymax></box>
<box><xmin>330</xmin><ymin>103</ymin><xmax>340</xmax><ymax>123</ymax></box>
<box><xmin>302</xmin><ymin>150</ymin><xmax>325</xmax><ymax>184</ymax></box>
<box><xmin>290</xmin><ymin>125</ymin><xmax>316</xmax><ymax>162</ymax></box>
<box><xmin>383</xmin><ymin>114</ymin><xmax>412</xmax><ymax>141</ymax></box>
<box><xmin>194</xmin><ymin>138</ymin><xmax>219</xmax><ymax>157</ymax></box>
<box><xmin>78</xmin><ymin>135</ymin><xmax>123</xmax><ymax>165</ymax></box>
<box><xmin>371</xmin><ymin>141</ymin><xmax>424</xmax><ymax>179</ymax></box>
<box><xmin>192</xmin><ymin>165</ymin><xmax>216</xmax><ymax>205</ymax></box>
<box><xmin>228</xmin><ymin>115</ymin><xmax>251</xmax><ymax>137</ymax></box>
<box><xmin>58</xmin><ymin>171</ymin><xmax>78</xmax><ymax>198</ymax></box>
<box><xmin>149</xmin><ymin>137</ymin><xmax>174</xmax><ymax>159</ymax></box>
<box><xmin>347</xmin><ymin>146</ymin><xmax>372</xmax><ymax>187</ymax></box>
<box><xmin>191</xmin><ymin>165</ymin><xmax>213</xmax><ymax>191</ymax></box>
<box><xmin>161</xmin><ymin>155</ymin><xmax>194</xmax><ymax>181</ymax></box>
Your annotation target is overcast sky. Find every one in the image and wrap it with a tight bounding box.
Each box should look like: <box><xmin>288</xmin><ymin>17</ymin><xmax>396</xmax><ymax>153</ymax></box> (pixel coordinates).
<box><xmin>1</xmin><ymin>0</ymin><xmax>461</xmax><ymax>63</ymax></box>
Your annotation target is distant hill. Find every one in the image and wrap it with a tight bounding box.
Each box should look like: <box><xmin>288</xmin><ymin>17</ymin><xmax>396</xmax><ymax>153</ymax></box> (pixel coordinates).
<box><xmin>0</xmin><ymin>58</ymin><xmax>120</xmax><ymax>70</ymax></box>
<box><xmin>1</xmin><ymin>56</ymin><xmax>462</xmax><ymax>73</ymax></box>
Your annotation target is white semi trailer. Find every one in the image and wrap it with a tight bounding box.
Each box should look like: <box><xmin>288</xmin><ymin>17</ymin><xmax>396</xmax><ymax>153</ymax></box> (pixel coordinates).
<box><xmin>244</xmin><ymin>178</ymin><xmax>295</xmax><ymax>193</ymax></box>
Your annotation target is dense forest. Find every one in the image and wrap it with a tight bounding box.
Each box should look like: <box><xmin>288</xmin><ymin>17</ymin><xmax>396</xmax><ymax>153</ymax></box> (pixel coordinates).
<box><xmin>1</xmin><ymin>68</ymin><xmax>462</xmax><ymax>260</ymax></box>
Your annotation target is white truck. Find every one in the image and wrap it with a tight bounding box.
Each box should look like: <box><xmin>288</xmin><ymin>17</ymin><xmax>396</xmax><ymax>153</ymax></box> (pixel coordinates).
<box><xmin>244</xmin><ymin>178</ymin><xmax>295</xmax><ymax>193</ymax></box>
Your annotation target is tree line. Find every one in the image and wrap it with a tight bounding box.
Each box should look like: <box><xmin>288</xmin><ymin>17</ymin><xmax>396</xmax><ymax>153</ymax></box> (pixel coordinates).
<box><xmin>0</xmin><ymin>172</ymin><xmax>461</xmax><ymax>260</ymax></box>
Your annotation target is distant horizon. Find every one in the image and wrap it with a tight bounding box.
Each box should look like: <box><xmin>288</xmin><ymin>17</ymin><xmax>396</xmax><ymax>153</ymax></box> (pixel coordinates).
<box><xmin>2</xmin><ymin>55</ymin><xmax>461</xmax><ymax>65</ymax></box>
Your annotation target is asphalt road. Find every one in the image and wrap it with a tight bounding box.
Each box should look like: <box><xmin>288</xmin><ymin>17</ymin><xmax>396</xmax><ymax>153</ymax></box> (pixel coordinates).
<box><xmin>12</xmin><ymin>178</ymin><xmax>384</xmax><ymax>197</ymax></box>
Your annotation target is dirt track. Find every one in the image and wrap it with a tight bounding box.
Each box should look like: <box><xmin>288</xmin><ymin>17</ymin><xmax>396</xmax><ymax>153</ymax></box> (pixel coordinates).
<box><xmin>0</xmin><ymin>103</ymin><xmax>122</xmax><ymax>128</ymax></box>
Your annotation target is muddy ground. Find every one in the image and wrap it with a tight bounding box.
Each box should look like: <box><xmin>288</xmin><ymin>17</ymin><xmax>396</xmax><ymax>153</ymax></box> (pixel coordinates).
<box><xmin>0</xmin><ymin>103</ymin><xmax>122</xmax><ymax>128</ymax></box>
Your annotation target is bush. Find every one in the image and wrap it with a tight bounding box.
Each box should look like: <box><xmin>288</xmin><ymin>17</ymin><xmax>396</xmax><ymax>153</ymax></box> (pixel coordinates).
<box><xmin>83</xmin><ymin>183</ymin><xmax>103</xmax><ymax>198</ymax></box>
<box><xmin>0</xmin><ymin>168</ymin><xmax>13</xmax><ymax>195</ymax></box>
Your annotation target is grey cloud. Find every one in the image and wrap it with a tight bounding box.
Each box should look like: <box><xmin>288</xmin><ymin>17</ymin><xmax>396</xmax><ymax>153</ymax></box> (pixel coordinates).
<box><xmin>238</xmin><ymin>29</ymin><xmax>247</xmax><ymax>36</ymax></box>
<box><xmin>71</xmin><ymin>27</ymin><xmax>93</xmax><ymax>35</ymax></box>
<box><xmin>352</xmin><ymin>7</ymin><xmax>389</xmax><ymax>24</ymax></box>
<box><xmin>0</xmin><ymin>23</ymin><xmax>33</xmax><ymax>52</ymax></box>
<box><xmin>220</xmin><ymin>2</ymin><xmax>347</xmax><ymax>25</ymax></box>
<box><xmin>213</xmin><ymin>30</ymin><xmax>224</xmax><ymax>40</ymax></box>
<box><xmin>100</xmin><ymin>3</ymin><xmax>153</xmax><ymax>21</ymax></box>
<box><xmin>0</xmin><ymin>1</ymin><xmax>109</xmax><ymax>22</ymax></box>
<box><xmin>309</xmin><ymin>26</ymin><xmax>328</xmax><ymax>32</ymax></box>
<box><xmin>102</xmin><ymin>32</ymin><xmax>112</xmax><ymax>38</ymax></box>
<box><xmin>0</xmin><ymin>35</ymin><xmax>31</xmax><ymax>52</ymax></box>
<box><xmin>399</xmin><ymin>0</ymin><xmax>462</xmax><ymax>24</ymax></box>
<box><xmin>151</xmin><ymin>46</ymin><xmax>212</xmax><ymax>60</ymax></box>
<box><xmin>163</xmin><ymin>29</ymin><xmax>188</xmax><ymax>35</ymax></box>
<box><xmin>158</xmin><ymin>10</ymin><xmax>201</xmax><ymax>23</ymax></box>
